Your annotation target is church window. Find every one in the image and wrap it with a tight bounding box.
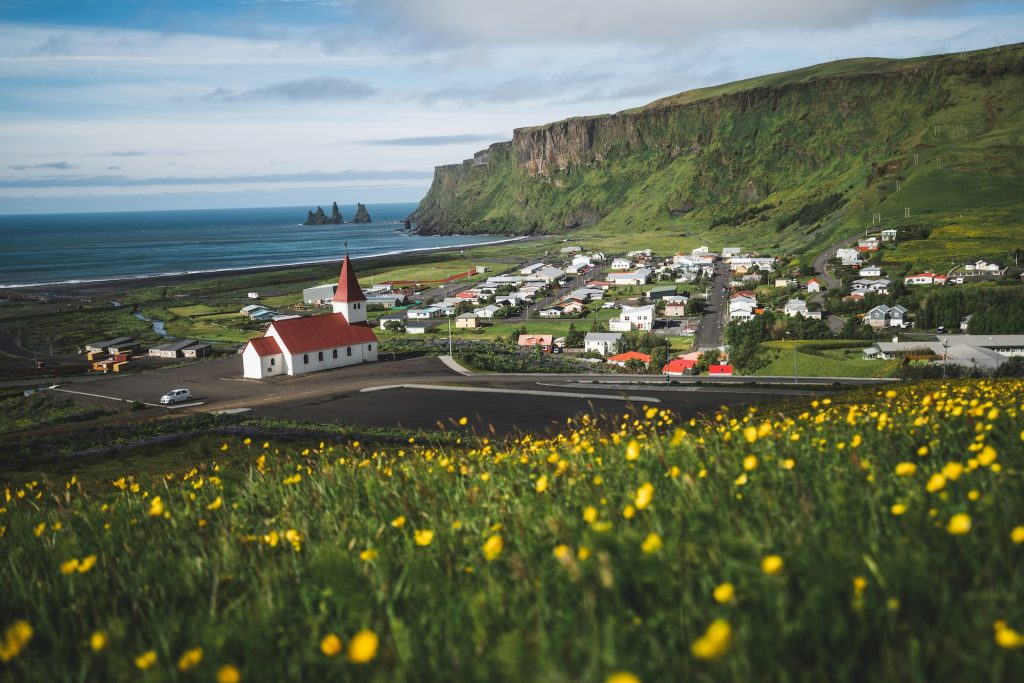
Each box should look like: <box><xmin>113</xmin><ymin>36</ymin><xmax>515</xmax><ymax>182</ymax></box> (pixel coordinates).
<box><xmin>303</xmin><ymin>354</ymin><xmax>309</xmax><ymax>364</ymax></box>
<box><xmin>333</xmin><ymin>349</ymin><xmax>338</xmax><ymax>359</ymax></box>
<box><xmin>318</xmin><ymin>351</ymin><xmax>323</xmax><ymax>361</ymax></box>
<box><xmin>347</xmin><ymin>347</ymin><xmax>352</xmax><ymax>356</ymax></box>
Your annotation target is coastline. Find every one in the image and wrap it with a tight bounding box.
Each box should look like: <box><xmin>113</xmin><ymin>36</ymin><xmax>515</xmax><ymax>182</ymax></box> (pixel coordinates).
<box><xmin>3</xmin><ymin>235</ymin><xmax>535</xmax><ymax>300</ymax></box>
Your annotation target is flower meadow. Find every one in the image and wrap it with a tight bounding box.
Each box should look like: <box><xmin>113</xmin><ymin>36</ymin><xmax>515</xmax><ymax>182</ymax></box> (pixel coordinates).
<box><xmin>2</xmin><ymin>380</ymin><xmax>1023</xmax><ymax>682</ymax></box>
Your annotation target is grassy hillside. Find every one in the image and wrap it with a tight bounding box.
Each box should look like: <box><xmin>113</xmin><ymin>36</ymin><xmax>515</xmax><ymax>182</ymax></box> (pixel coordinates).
<box><xmin>411</xmin><ymin>44</ymin><xmax>1024</xmax><ymax>262</ymax></box>
<box><xmin>2</xmin><ymin>380</ymin><xmax>1023</xmax><ymax>681</ymax></box>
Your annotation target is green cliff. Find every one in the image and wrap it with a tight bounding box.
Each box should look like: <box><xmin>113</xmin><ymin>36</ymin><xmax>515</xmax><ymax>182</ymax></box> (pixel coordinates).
<box><xmin>410</xmin><ymin>44</ymin><xmax>1024</xmax><ymax>259</ymax></box>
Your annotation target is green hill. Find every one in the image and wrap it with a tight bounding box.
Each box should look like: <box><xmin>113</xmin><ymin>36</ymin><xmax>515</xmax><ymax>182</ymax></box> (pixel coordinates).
<box><xmin>410</xmin><ymin>44</ymin><xmax>1024</xmax><ymax>264</ymax></box>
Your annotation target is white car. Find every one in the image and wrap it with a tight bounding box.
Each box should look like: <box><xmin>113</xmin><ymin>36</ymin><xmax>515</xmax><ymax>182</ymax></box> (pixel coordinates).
<box><xmin>160</xmin><ymin>388</ymin><xmax>192</xmax><ymax>405</ymax></box>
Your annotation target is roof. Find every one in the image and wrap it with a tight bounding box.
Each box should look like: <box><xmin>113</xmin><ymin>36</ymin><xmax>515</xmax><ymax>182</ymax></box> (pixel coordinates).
<box><xmin>709</xmin><ymin>364</ymin><xmax>734</xmax><ymax>373</ymax></box>
<box><xmin>662</xmin><ymin>358</ymin><xmax>697</xmax><ymax>373</ymax></box>
<box><xmin>585</xmin><ymin>332</ymin><xmax>622</xmax><ymax>342</ymax></box>
<box><xmin>247</xmin><ymin>336</ymin><xmax>283</xmax><ymax>357</ymax></box>
<box><xmin>518</xmin><ymin>334</ymin><xmax>553</xmax><ymax>346</ymax></box>
<box><xmin>151</xmin><ymin>339</ymin><xmax>200</xmax><ymax>353</ymax></box>
<box><xmin>268</xmin><ymin>314</ymin><xmax>377</xmax><ymax>354</ymax></box>
<box><xmin>332</xmin><ymin>254</ymin><xmax>367</xmax><ymax>303</ymax></box>
<box><xmin>608</xmin><ymin>351</ymin><xmax>652</xmax><ymax>363</ymax></box>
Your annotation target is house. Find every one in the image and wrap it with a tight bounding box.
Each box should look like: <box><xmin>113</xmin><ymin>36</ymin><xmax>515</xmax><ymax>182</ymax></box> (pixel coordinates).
<box><xmin>864</xmin><ymin>304</ymin><xmax>909</xmax><ymax>328</ymax></box>
<box><xmin>606</xmin><ymin>268</ymin><xmax>653</xmax><ymax>286</ymax></box>
<box><xmin>664</xmin><ymin>303</ymin><xmax>689</xmax><ymax>317</ymax></box>
<box><xmin>722</xmin><ymin>247</ymin><xmax>742</xmax><ymax>258</ymax></box>
<box><xmin>880</xmin><ymin>228</ymin><xmax>898</xmax><ymax>241</ymax></box>
<box><xmin>531</xmin><ymin>266</ymin><xmax>566</xmax><ymax>283</ymax></box>
<box><xmin>474</xmin><ymin>305</ymin><xmax>502</xmax><ymax>319</ymax></box>
<box><xmin>406</xmin><ymin>320</ymin><xmax>442</xmax><ymax>334</ymax></box>
<box><xmin>559</xmin><ymin>300</ymin><xmax>586</xmax><ymax>315</ymax></box>
<box><xmin>584</xmin><ymin>332</ymin><xmax>622</xmax><ymax>356</ymax></box>
<box><xmin>610</xmin><ymin>304</ymin><xmax>655</xmax><ymax>332</ymax></box>
<box><xmin>904</xmin><ymin>272</ymin><xmax>947</xmax><ymax>286</ymax></box>
<box><xmin>662</xmin><ymin>358</ymin><xmax>697</xmax><ymax>376</ymax></box>
<box><xmin>182</xmin><ymin>343</ymin><xmax>210</xmax><ymax>359</ymax></box>
<box><xmin>240</xmin><ymin>304</ymin><xmax>276</xmax><ymax>319</ymax></box>
<box><xmin>806</xmin><ymin>278</ymin><xmax>823</xmax><ymax>293</ymax></box>
<box><xmin>303</xmin><ymin>283</ymin><xmax>337</xmax><ymax>305</ymax></box>
<box><xmin>859</xmin><ymin>265</ymin><xmax>883</xmax><ymax>278</ymax></box>
<box><xmin>858</xmin><ymin>237</ymin><xmax>880</xmax><ymax>251</ymax></box>
<box><xmin>836</xmin><ymin>248</ymin><xmax>861</xmax><ymax>266</ymax></box>
<box><xmin>783</xmin><ymin>299</ymin><xmax>809</xmax><ymax>317</ymax></box>
<box><xmin>607</xmin><ymin>351</ymin><xmax>652</xmax><ymax>367</ymax></box>
<box><xmin>775</xmin><ymin>278</ymin><xmax>795</xmax><ymax>288</ymax></box>
<box><xmin>867</xmin><ymin>335</ymin><xmax>1024</xmax><ymax>371</ymax></box>
<box><xmin>520</xmin><ymin>263</ymin><xmax>545</xmax><ymax>276</ymax></box>
<box><xmin>960</xmin><ymin>314</ymin><xmax>972</xmax><ymax>332</ymax></box>
<box><xmin>559</xmin><ymin>246</ymin><xmax>582</xmax><ymax>254</ymax></box>
<box><xmin>709</xmin><ymin>364</ymin><xmax>734</xmax><ymax>376</ymax></box>
<box><xmin>965</xmin><ymin>260</ymin><xmax>1003</xmax><ymax>273</ymax></box>
<box><xmin>378</xmin><ymin>314</ymin><xmax>406</xmax><ymax>330</ymax></box>
<box><xmin>518</xmin><ymin>334</ymin><xmax>554</xmax><ymax>353</ymax></box>
<box><xmin>148</xmin><ymin>339</ymin><xmax>207</xmax><ymax>359</ymax></box>
<box><xmin>851</xmin><ymin>278</ymin><xmax>891</xmax><ymax>295</ymax></box>
<box><xmin>107</xmin><ymin>340</ymin><xmax>140</xmax><ymax>355</ymax></box>
<box><xmin>84</xmin><ymin>337</ymin><xmax>133</xmax><ymax>355</ymax></box>
<box><xmin>456</xmin><ymin>312</ymin><xmax>479</xmax><ymax>329</ymax></box>
<box><xmin>407</xmin><ymin>306</ymin><xmax>442</xmax><ymax>320</ymax></box>
<box><xmin>567</xmin><ymin>255</ymin><xmax>592</xmax><ymax>273</ymax></box>
<box><xmin>610</xmin><ymin>257</ymin><xmax>633</xmax><ymax>270</ymax></box>
<box><xmin>538</xmin><ymin>308</ymin><xmax>562</xmax><ymax>318</ymax></box>
<box><xmin>647</xmin><ymin>285</ymin><xmax>679</xmax><ymax>301</ymax></box>
<box><xmin>242</xmin><ymin>254</ymin><xmax>378</xmax><ymax>379</ymax></box>
<box><xmin>364</xmin><ymin>293</ymin><xmax>407</xmax><ymax>308</ymax></box>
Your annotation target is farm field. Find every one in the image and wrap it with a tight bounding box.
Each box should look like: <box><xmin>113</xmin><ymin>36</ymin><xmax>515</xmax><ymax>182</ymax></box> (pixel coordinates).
<box><xmin>754</xmin><ymin>341</ymin><xmax>902</xmax><ymax>378</ymax></box>
<box><xmin>2</xmin><ymin>380</ymin><xmax>1022</xmax><ymax>681</ymax></box>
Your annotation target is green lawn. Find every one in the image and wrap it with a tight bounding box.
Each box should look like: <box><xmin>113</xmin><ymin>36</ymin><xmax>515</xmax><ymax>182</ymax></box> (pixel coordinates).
<box><xmin>753</xmin><ymin>340</ymin><xmax>901</xmax><ymax>378</ymax></box>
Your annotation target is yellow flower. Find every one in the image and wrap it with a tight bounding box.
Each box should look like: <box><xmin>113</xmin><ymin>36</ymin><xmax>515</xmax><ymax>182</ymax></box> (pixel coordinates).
<box><xmin>851</xmin><ymin>434</ymin><xmax>862</xmax><ymax>448</ymax></box>
<box><xmin>761</xmin><ymin>555</ymin><xmax>784</xmax><ymax>575</ymax></box>
<box><xmin>925</xmin><ymin>473</ymin><xmax>946</xmax><ymax>493</ymax></box>
<box><xmin>60</xmin><ymin>558</ymin><xmax>80</xmax><ymax>575</ymax></box>
<box><xmin>625</xmin><ymin>439</ymin><xmax>640</xmax><ymax>461</ymax></box>
<box><xmin>995</xmin><ymin>623</ymin><xmax>1024</xmax><ymax>649</ymax></box>
<box><xmin>890</xmin><ymin>503</ymin><xmax>907</xmax><ymax>516</ymax></box>
<box><xmin>320</xmin><ymin>633</ymin><xmax>343</xmax><ymax>657</ymax></box>
<box><xmin>622</xmin><ymin>505</ymin><xmax>636</xmax><ymax>520</ymax></box>
<box><xmin>894</xmin><ymin>462</ymin><xmax>917</xmax><ymax>477</ymax></box>
<box><xmin>112</xmin><ymin>477</ymin><xmax>127</xmax><ymax>490</ymax></box>
<box><xmin>359</xmin><ymin>549</ymin><xmax>378</xmax><ymax>561</ymax></box>
<box><xmin>33</xmin><ymin>522</ymin><xmax>45</xmax><ymax>537</ymax></box>
<box><xmin>217</xmin><ymin>664</ymin><xmax>242</xmax><ymax>683</ymax></box>
<box><xmin>263</xmin><ymin>530</ymin><xmax>279</xmax><ymax>547</ymax></box>
<box><xmin>781</xmin><ymin>458</ymin><xmax>796</xmax><ymax>470</ymax></box>
<box><xmin>1011</xmin><ymin>526</ymin><xmax>1024</xmax><ymax>544</ymax></box>
<box><xmin>148</xmin><ymin>496</ymin><xmax>165</xmax><ymax>517</ymax></box>
<box><xmin>968</xmin><ymin>489</ymin><xmax>980</xmax><ymax>501</ymax></box>
<box><xmin>946</xmin><ymin>513</ymin><xmax>972</xmax><ymax>535</ymax></box>
<box><xmin>0</xmin><ymin>620</ymin><xmax>33</xmax><ymax>663</ymax></box>
<box><xmin>691</xmin><ymin>619</ymin><xmax>732</xmax><ymax>660</ymax></box>
<box><xmin>977</xmin><ymin>445</ymin><xmax>997</xmax><ymax>466</ymax></box>
<box><xmin>135</xmin><ymin>650</ymin><xmax>157</xmax><ymax>670</ymax></box>
<box><xmin>414</xmin><ymin>529</ymin><xmax>434</xmax><ymax>546</ymax></box>
<box><xmin>743</xmin><ymin>455</ymin><xmax>758</xmax><ymax>471</ymax></box>
<box><xmin>207</xmin><ymin>496</ymin><xmax>223</xmax><ymax>511</ymax></box>
<box><xmin>77</xmin><ymin>554</ymin><xmax>97</xmax><ymax>573</ymax></box>
<box><xmin>853</xmin><ymin>576</ymin><xmax>867</xmax><ymax>598</ymax></box>
<box><xmin>177</xmin><ymin>647</ymin><xmax>203</xmax><ymax>672</ymax></box>
<box><xmin>282</xmin><ymin>474</ymin><xmax>301</xmax><ymax>485</ymax></box>
<box><xmin>284</xmin><ymin>529</ymin><xmax>302</xmax><ymax>552</ymax></box>
<box><xmin>641</xmin><ymin>532</ymin><xmax>662</xmax><ymax>554</ymax></box>
<box><xmin>734</xmin><ymin>473</ymin><xmax>748</xmax><ymax>486</ymax></box>
<box><xmin>89</xmin><ymin>631</ymin><xmax>108</xmax><ymax>652</ymax></box>
<box><xmin>583</xmin><ymin>506</ymin><xmax>598</xmax><ymax>523</ymax></box>
<box><xmin>458</xmin><ymin>416</ymin><xmax>468</xmax><ymax>426</ymax></box>
<box><xmin>634</xmin><ymin>482</ymin><xmax>654</xmax><ymax>510</ymax></box>
<box><xmin>606</xmin><ymin>673</ymin><xmax>641</xmax><ymax>683</ymax></box>
<box><xmin>535</xmin><ymin>475</ymin><xmax>548</xmax><ymax>493</ymax></box>
<box><xmin>391</xmin><ymin>515</ymin><xmax>406</xmax><ymax>528</ymax></box>
<box><xmin>713</xmin><ymin>582</ymin><xmax>735</xmax><ymax>604</ymax></box>
<box><xmin>347</xmin><ymin>629</ymin><xmax>379</xmax><ymax>664</ymax></box>
<box><xmin>743</xmin><ymin>426</ymin><xmax>758</xmax><ymax>443</ymax></box>
<box><xmin>942</xmin><ymin>462</ymin><xmax>964</xmax><ymax>481</ymax></box>
<box><xmin>482</xmin><ymin>534</ymin><xmax>503</xmax><ymax>562</ymax></box>
<box><xmin>553</xmin><ymin>544</ymin><xmax>572</xmax><ymax>560</ymax></box>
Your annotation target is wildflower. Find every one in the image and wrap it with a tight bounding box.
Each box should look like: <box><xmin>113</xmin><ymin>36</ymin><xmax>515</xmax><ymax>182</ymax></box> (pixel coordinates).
<box><xmin>641</xmin><ymin>533</ymin><xmax>662</xmax><ymax>554</ymax></box>
<box><xmin>894</xmin><ymin>462</ymin><xmax>917</xmax><ymax>477</ymax></box>
<box><xmin>781</xmin><ymin>458</ymin><xmax>796</xmax><ymax>470</ymax></box>
<box><xmin>622</xmin><ymin>505</ymin><xmax>636</xmax><ymax>520</ymax></box>
<box><xmin>77</xmin><ymin>555</ymin><xmax>97</xmax><ymax>573</ymax></box>
<box><xmin>577</xmin><ymin>547</ymin><xmax>591</xmax><ymax>561</ymax></box>
<box><xmin>583</xmin><ymin>506</ymin><xmax>598</xmax><ymax>523</ymax></box>
<box><xmin>414</xmin><ymin>530</ymin><xmax>434</xmax><ymax>546</ymax></box>
<box><xmin>263</xmin><ymin>530</ymin><xmax>279</xmax><ymax>547</ymax></box>
<box><xmin>207</xmin><ymin>496</ymin><xmax>223</xmax><ymax>511</ymax></box>
<box><xmin>761</xmin><ymin>555</ymin><xmax>784</xmax><ymax>575</ymax></box>
<box><xmin>851</xmin><ymin>434</ymin><xmax>862</xmax><ymax>448</ymax></box>
<box><xmin>60</xmin><ymin>558</ymin><xmax>80</xmax><ymax>575</ymax></box>
<box><xmin>553</xmin><ymin>544</ymin><xmax>572</xmax><ymax>560</ymax></box>
<box><xmin>691</xmin><ymin>619</ymin><xmax>732</xmax><ymax>660</ymax></box>
<box><xmin>0</xmin><ymin>620</ymin><xmax>33</xmax><ymax>663</ymax></box>
<box><xmin>946</xmin><ymin>513</ymin><xmax>972</xmax><ymax>535</ymax></box>
<box><xmin>391</xmin><ymin>515</ymin><xmax>406</xmax><ymax>528</ymax></box>
<box><xmin>220</xmin><ymin>443</ymin><xmax>229</xmax><ymax>451</ymax></box>
<box><xmin>284</xmin><ymin>529</ymin><xmax>302</xmax><ymax>552</ymax></box>
<box><xmin>320</xmin><ymin>633</ymin><xmax>343</xmax><ymax>657</ymax></box>
<box><xmin>148</xmin><ymin>496</ymin><xmax>165</xmax><ymax>517</ymax></box>
<box><xmin>535</xmin><ymin>475</ymin><xmax>548</xmax><ymax>493</ymax></box>
<box><xmin>925</xmin><ymin>473</ymin><xmax>946</xmax><ymax>493</ymax></box>
<box><xmin>458</xmin><ymin>416</ymin><xmax>468</xmax><ymax>426</ymax></box>
<box><xmin>625</xmin><ymin>439</ymin><xmax>640</xmax><ymax>461</ymax></box>
<box><xmin>216</xmin><ymin>664</ymin><xmax>242</xmax><ymax>683</ymax></box>
<box><xmin>112</xmin><ymin>477</ymin><xmax>127</xmax><ymax>490</ymax></box>
<box><xmin>359</xmin><ymin>549</ymin><xmax>378</xmax><ymax>561</ymax></box>
<box><xmin>742</xmin><ymin>426</ymin><xmax>758</xmax><ymax>443</ymax></box>
<box><xmin>606</xmin><ymin>673</ymin><xmax>641</xmax><ymax>683</ymax></box>
<box><xmin>734</xmin><ymin>473</ymin><xmax>748</xmax><ymax>486</ymax></box>
<box><xmin>347</xmin><ymin>629</ymin><xmax>378</xmax><ymax>664</ymax></box>
<box><xmin>713</xmin><ymin>582</ymin><xmax>735</xmax><ymax>604</ymax></box>
<box><xmin>995</xmin><ymin>622</ymin><xmax>1024</xmax><ymax>649</ymax></box>
<box><xmin>634</xmin><ymin>482</ymin><xmax>654</xmax><ymax>510</ymax></box>
<box><xmin>978</xmin><ymin>446</ymin><xmax>997</xmax><ymax>466</ymax></box>
<box><xmin>743</xmin><ymin>455</ymin><xmax>758</xmax><ymax>471</ymax></box>
<box><xmin>33</xmin><ymin>522</ymin><xmax>45</xmax><ymax>537</ymax></box>
<box><xmin>890</xmin><ymin>503</ymin><xmax>907</xmax><ymax>516</ymax></box>
<box><xmin>482</xmin><ymin>534</ymin><xmax>503</xmax><ymax>561</ymax></box>
<box><xmin>853</xmin><ymin>576</ymin><xmax>867</xmax><ymax>598</ymax></box>
<box><xmin>135</xmin><ymin>650</ymin><xmax>157</xmax><ymax>670</ymax></box>
<box><xmin>942</xmin><ymin>462</ymin><xmax>964</xmax><ymax>481</ymax></box>
<box><xmin>1011</xmin><ymin>526</ymin><xmax>1024</xmax><ymax>544</ymax></box>
<box><xmin>90</xmin><ymin>631</ymin><xmax>108</xmax><ymax>652</ymax></box>
<box><xmin>283</xmin><ymin>474</ymin><xmax>301</xmax><ymax>485</ymax></box>
<box><xmin>968</xmin><ymin>489</ymin><xmax>980</xmax><ymax>501</ymax></box>
<box><xmin>177</xmin><ymin>647</ymin><xmax>203</xmax><ymax>672</ymax></box>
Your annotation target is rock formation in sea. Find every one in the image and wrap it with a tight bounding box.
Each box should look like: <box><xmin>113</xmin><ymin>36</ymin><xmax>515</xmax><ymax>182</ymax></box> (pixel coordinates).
<box><xmin>305</xmin><ymin>202</ymin><xmax>343</xmax><ymax>225</ymax></box>
<box><xmin>352</xmin><ymin>203</ymin><xmax>372</xmax><ymax>223</ymax></box>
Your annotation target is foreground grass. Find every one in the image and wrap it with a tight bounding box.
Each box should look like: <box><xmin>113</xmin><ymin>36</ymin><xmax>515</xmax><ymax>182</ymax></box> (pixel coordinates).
<box><xmin>1</xmin><ymin>380</ymin><xmax>1023</xmax><ymax>681</ymax></box>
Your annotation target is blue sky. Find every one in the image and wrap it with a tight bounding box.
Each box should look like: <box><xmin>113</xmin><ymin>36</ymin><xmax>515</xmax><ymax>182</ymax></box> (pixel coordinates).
<box><xmin>1</xmin><ymin>0</ymin><xmax>1022</xmax><ymax>214</ymax></box>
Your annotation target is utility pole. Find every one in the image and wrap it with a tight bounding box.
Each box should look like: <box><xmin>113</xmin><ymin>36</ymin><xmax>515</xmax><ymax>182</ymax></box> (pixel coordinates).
<box><xmin>447</xmin><ymin>314</ymin><xmax>453</xmax><ymax>357</ymax></box>
<box><xmin>942</xmin><ymin>339</ymin><xmax>950</xmax><ymax>380</ymax></box>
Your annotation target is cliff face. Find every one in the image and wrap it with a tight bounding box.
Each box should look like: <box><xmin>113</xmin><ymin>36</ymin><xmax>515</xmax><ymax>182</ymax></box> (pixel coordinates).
<box><xmin>408</xmin><ymin>45</ymin><xmax>1024</xmax><ymax>251</ymax></box>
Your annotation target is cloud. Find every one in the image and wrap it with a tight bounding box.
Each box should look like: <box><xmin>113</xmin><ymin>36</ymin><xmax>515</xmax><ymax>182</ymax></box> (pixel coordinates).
<box><xmin>0</xmin><ymin>169</ymin><xmax>432</xmax><ymax>189</ymax></box>
<box><xmin>10</xmin><ymin>161</ymin><xmax>75</xmax><ymax>171</ymax></box>
<box><xmin>358</xmin><ymin>133</ymin><xmax>503</xmax><ymax>146</ymax></box>
<box><xmin>33</xmin><ymin>33</ymin><xmax>73</xmax><ymax>56</ymax></box>
<box><xmin>101</xmin><ymin>150</ymin><xmax>149</xmax><ymax>157</ymax></box>
<box><xmin>206</xmin><ymin>77</ymin><xmax>377</xmax><ymax>102</ymax></box>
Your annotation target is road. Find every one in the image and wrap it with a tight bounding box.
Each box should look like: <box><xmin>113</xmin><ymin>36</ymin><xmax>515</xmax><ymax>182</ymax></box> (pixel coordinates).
<box><xmin>694</xmin><ymin>261</ymin><xmax>730</xmax><ymax>350</ymax></box>
<box><xmin>809</xmin><ymin>231</ymin><xmax>872</xmax><ymax>333</ymax></box>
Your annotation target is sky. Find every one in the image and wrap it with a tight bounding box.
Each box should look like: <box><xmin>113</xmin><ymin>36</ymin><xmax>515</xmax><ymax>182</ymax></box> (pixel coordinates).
<box><xmin>0</xmin><ymin>0</ymin><xmax>1022</xmax><ymax>214</ymax></box>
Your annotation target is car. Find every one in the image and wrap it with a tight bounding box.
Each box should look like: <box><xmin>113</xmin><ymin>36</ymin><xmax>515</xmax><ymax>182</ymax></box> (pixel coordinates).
<box><xmin>160</xmin><ymin>388</ymin><xmax>192</xmax><ymax>405</ymax></box>
<box><xmin>936</xmin><ymin>326</ymin><xmax>947</xmax><ymax>334</ymax></box>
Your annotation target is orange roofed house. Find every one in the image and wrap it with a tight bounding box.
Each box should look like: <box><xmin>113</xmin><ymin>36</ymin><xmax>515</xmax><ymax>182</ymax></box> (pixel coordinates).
<box><xmin>242</xmin><ymin>255</ymin><xmax>379</xmax><ymax>379</ymax></box>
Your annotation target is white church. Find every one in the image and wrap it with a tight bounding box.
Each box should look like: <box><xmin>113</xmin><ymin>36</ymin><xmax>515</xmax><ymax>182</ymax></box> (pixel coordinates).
<box><xmin>241</xmin><ymin>254</ymin><xmax>379</xmax><ymax>379</ymax></box>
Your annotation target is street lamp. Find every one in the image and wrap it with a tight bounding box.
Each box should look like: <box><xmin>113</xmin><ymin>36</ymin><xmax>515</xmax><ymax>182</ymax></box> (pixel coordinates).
<box><xmin>447</xmin><ymin>313</ymin><xmax>453</xmax><ymax>357</ymax></box>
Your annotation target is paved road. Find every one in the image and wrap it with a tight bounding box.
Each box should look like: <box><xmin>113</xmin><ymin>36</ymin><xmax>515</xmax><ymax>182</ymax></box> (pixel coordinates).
<box><xmin>694</xmin><ymin>261</ymin><xmax>730</xmax><ymax>350</ymax></box>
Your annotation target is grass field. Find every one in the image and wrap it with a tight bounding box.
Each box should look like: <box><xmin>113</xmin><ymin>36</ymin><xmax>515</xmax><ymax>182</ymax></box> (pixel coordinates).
<box><xmin>2</xmin><ymin>380</ymin><xmax>1022</xmax><ymax>681</ymax></box>
<box><xmin>754</xmin><ymin>341</ymin><xmax>902</xmax><ymax>378</ymax></box>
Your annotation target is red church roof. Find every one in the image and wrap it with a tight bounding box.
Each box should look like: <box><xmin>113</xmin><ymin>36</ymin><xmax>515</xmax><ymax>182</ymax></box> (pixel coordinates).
<box><xmin>268</xmin><ymin>314</ymin><xmax>377</xmax><ymax>354</ymax></box>
<box><xmin>662</xmin><ymin>358</ymin><xmax>697</xmax><ymax>374</ymax></box>
<box><xmin>332</xmin><ymin>254</ymin><xmax>367</xmax><ymax>303</ymax></box>
<box><xmin>609</xmin><ymin>351</ymin><xmax>652</xmax><ymax>363</ymax></box>
<box><xmin>246</xmin><ymin>336</ymin><xmax>282</xmax><ymax>357</ymax></box>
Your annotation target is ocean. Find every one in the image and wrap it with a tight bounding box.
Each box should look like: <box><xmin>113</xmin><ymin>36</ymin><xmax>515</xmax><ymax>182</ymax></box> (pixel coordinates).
<box><xmin>0</xmin><ymin>203</ymin><xmax>511</xmax><ymax>288</ymax></box>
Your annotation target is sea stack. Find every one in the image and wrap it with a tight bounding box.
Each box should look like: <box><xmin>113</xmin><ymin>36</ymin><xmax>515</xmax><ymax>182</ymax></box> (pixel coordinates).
<box><xmin>305</xmin><ymin>202</ymin><xmax>343</xmax><ymax>225</ymax></box>
<box><xmin>352</xmin><ymin>203</ymin><xmax>372</xmax><ymax>223</ymax></box>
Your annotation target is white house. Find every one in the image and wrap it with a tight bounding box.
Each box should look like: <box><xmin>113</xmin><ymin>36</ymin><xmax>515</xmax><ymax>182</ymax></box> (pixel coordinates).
<box><xmin>539</xmin><ymin>308</ymin><xmax>562</xmax><ymax>318</ymax></box>
<box><xmin>610</xmin><ymin>257</ymin><xmax>633</xmax><ymax>270</ymax></box>
<box><xmin>864</xmin><ymin>304</ymin><xmax>909</xmax><ymax>328</ymax></box>
<box><xmin>965</xmin><ymin>260</ymin><xmax>1003</xmax><ymax>273</ymax></box>
<box><xmin>583</xmin><ymin>332</ymin><xmax>623</xmax><ymax>356</ymax></box>
<box><xmin>520</xmin><ymin>263</ymin><xmax>545</xmax><ymax>276</ymax></box>
<box><xmin>783</xmin><ymin>299</ymin><xmax>809</xmax><ymax>317</ymax></box>
<box><xmin>407</xmin><ymin>307</ymin><xmax>442</xmax><ymax>319</ymax></box>
<box><xmin>806</xmin><ymin>278</ymin><xmax>823</xmax><ymax>293</ymax></box>
<box><xmin>880</xmin><ymin>229</ymin><xmax>898</xmax><ymax>241</ymax></box>
<box><xmin>836</xmin><ymin>248</ymin><xmax>861</xmax><ymax>266</ymax></box>
<box><xmin>243</xmin><ymin>254</ymin><xmax>378</xmax><ymax>379</ymax></box>
<box><xmin>531</xmin><ymin>266</ymin><xmax>566</xmax><ymax>283</ymax></box>
<box><xmin>303</xmin><ymin>283</ymin><xmax>336</xmax><ymax>305</ymax></box>
<box><xmin>610</xmin><ymin>304</ymin><xmax>655</xmax><ymax>332</ymax></box>
<box><xmin>474</xmin><ymin>305</ymin><xmax>503</xmax><ymax>319</ymax></box>
<box><xmin>722</xmin><ymin>247</ymin><xmax>742</xmax><ymax>257</ymax></box>
<box><xmin>904</xmin><ymin>272</ymin><xmax>948</xmax><ymax>286</ymax></box>
<box><xmin>859</xmin><ymin>265</ymin><xmax>883</xmax><ymax>278</ymax></box>
<box><xmin>606</xmin><ymin>268</ymin><xmax>653</xmax><ymax>286</ymax></box>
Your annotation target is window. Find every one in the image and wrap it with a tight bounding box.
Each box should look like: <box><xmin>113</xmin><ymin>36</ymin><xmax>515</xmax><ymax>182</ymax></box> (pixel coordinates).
<box><xmin>332</xmin><ymin>349</ymin><xmax>338</xmax><ymax>359</ymax></box>
<box><xmin>270</xmin><ymin>358</ymin><xmax>275</xmax><ymax>366</ymax></box>
<box><xmin>347</xmin><ymin>347</ymin><xmax>352</xmax><ymax>356</ymax></box>
<box><xmin>367</xmin><ymin>344</ymin><xmax>372</xmax><ymax>351</ymax></box>
<box><xmin>303</xmin><ymin>354</ymin><xmax>309</xmax><ymax>364</ymax></box>
<box><xmin>318</xmin><ymin>351</ymin><xmax>323</xmax><ymax>362</ymax></box>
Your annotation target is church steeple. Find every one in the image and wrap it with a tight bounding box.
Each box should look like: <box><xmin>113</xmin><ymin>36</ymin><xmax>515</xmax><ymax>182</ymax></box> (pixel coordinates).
<box><xmin>331</xmin><ymin>251</ymin><xmax>367</xmax><ymax>325</ymax></box>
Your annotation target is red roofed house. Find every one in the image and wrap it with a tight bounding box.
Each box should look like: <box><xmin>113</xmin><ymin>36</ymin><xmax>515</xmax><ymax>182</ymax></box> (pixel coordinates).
<box><xmin>806</xmin><ymin>278</ymin><xmax>823</xmax><ymax>293</ymax></box>
<box><xmin>708</xmin><ymin>364</ymin><xmax>734</xmax><ymax>376</ymax></box>
<box><xmin>518</xmin><ymin>334</ymin><xmax>554</xmax><ymax>353</ymax></box>
<box><xmin>662</xmin><ymin>358</ymin><xmax>697</xmax><ymax>376</ymax></box>
<box><xmin>607</xmin><ymin>351</ymin><xmax>652</xmax><ymax>367</ymax></box>
<box><xmin>242</xmin><ymin>255</ymin><xmax>378</xmax><ymax>379</ymax></box>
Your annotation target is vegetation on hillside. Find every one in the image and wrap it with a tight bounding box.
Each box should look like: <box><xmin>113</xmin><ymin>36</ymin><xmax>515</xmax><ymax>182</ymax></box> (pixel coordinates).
<box><xmin>2</xmin><ymin>381</ymin><xmax>1023</xmax><ymax>681</ymax></box>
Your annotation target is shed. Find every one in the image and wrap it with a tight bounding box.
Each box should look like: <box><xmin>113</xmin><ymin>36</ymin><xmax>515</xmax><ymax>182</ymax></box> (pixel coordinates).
<box><xmin>647</xmin><ymin>285</ymin><xmax>679</xmax><ymax>300</ymax></box>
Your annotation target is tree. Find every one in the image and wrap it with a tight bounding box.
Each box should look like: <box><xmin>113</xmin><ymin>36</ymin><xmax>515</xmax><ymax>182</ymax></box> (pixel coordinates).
<box><xmin>565</xmin><ymin>323</ymin><xmax>585</xmax><ymax>348</ymax></box>
<box><xmin>383</xmin><ymin>320</ymin><xmax>406</xmax><ymax>333</ymax></box>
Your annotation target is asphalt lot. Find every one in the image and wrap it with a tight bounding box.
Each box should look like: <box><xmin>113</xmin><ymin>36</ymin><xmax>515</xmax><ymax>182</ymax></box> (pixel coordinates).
<box><xmin>51</xmin><ymin>355</ymin><xmax>855</xmax><ymax>436</ymax></box>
